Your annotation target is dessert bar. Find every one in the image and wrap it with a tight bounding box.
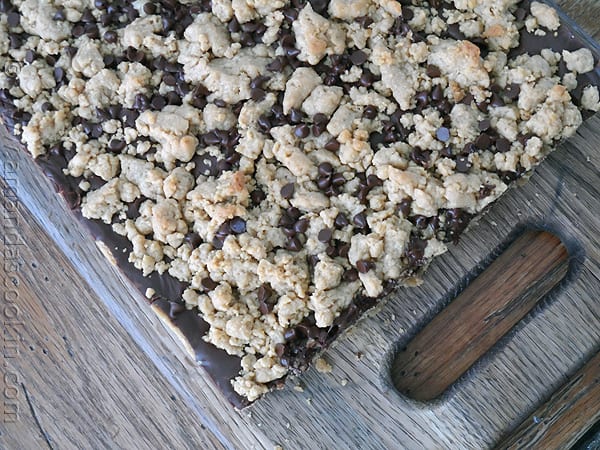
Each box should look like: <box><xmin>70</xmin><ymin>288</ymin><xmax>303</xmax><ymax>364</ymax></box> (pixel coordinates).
<box><xmin>0</xmin><ymin>0</ymin><xmax>599</xmax><ymax>406</ymax></box>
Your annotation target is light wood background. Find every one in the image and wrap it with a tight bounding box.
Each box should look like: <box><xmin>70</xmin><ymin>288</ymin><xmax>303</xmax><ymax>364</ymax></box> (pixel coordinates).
<box><xmin>1</xmin><ymin>1</ymin><xmax>599</xmax><ymax>449</ymax></box>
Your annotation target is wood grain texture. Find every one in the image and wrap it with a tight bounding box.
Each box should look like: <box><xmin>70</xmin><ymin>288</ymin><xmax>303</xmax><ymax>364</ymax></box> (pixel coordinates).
<box><xmin>0</xmin><ymin>1</ymin><xmax>599</xmax><ymax>449</ymax></box>
<box><xmin>392</xmin><ymin>231</ymin><xmax>570</xmax><ymax>401</ymax></box>
<box><xmin>496</xmin><ymin>351</ymin><xmax>600</xmax><ymax>449</ymax></box>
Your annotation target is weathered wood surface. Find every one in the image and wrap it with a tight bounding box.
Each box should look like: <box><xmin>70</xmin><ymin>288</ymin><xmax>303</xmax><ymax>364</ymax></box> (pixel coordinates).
<box><xmin>1</xmin><ymin>1</ymin><xmax>600</xmax><ymax>449</ymax></box>
<box><xmin>496</xmin><ymin>351</ymin><xmax>600</xmax><ymax>449</ymax></box>
<box><xmin>392</xmin><ymin>231</ymin><xmax>570</xmax><ymax>402</ymax></box>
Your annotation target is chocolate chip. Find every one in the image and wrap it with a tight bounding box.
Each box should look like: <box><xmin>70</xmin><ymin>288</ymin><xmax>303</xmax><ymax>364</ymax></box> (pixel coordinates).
<box><xmin>202</xmin><ymin>131</ymin><xmax>220</xmax><ymax>146</ymax></box>
<box><xmin>6</xmin><ymin>12</ymin><xmax>20</xmax><ymax>27</ymax></box>
<box><xmin>293</xmin><ymin>218</ymin><xmax>309</xmax><ymax>234</ymax></box>
<box><xmin>90</xmin><ymin>123</ymin><xmax>103</xmax><ymax>139</ymax></box>
<box><xmin>316</xmin><ymin>162</ymin><xmax>333</xmax><ymax>177</ymax></box>
<box><xmin>54</xmin><ymin>67</ymin><xmax>65</xmax><ymax>83</ymax></box>
<box><xmin>437</xmin><ymin>100</ymin><xmax>453</xmax><ymax>115</ymax></box>
<box><xmin>71</xmin><ymin>23</ymin><xmax>84</xmax><ymax>38</ymax></box>
<box><xmin>397</xmin><ymin>198</ymin><xmax>412</xmax><ymax>217</ymax></box>
<box><xmin>281</xmin><ymin>182</ymin><xmax>295</xmax><ymax>199</ymax></box>
<box><xmin>53</xmin><ymin>8</ymin><xmax>66</xmax><ymax>20</ymax></box>
<box><xmin>266</xmin><ymin>56</ymin><xmax>286</xmax><ymax>72</ymax></box>
<box><xmin>496</xmin><ymin>137</ymin><xmax>511</xmax><ymax>153</ymax></box>
<box><xmin>103</xmin><ymin>30</ymin><xmax>118</xmax><ymax>43</ymax></box>
<box><xmin>280</xmin><ymin>33</ymin><xmax>297</xmax><ymax>51</ymax></box>
<box><xmin>212</xmin><ymin>222</ymin><xmax>230</xmax><ymax>241</ymax></box>
<box><xmin>287</xmin><ymin>207</ymin><xmax>302</xmax><ymax>221</ymax></box>
<box><xmin>406</xmin><ymin>235</ymin><xmax>427</xmax><ymax>267</ymax></box>
<box><xmin>436</xmin><ymin>127</ymin><xmax>450</xmax><ymax>142</ymax></box>
<box><xmin>401</xmin><ymin>6</ymin><xmax>414</xmax><ymax>21</ymax></box>
<box><xmin>330</xmin><ymin>172</ymin><xmax>345</xmax><ymax>187</ymax></box>
<box><xmin>475</xmin><ymin>133</ymin><xmax>492</xmax><ymax>150</ymax></box>
<box><xmin>122</xmin><ymin>109</ymin><xmax>139</xmax><ymax>128</ymax></box>
<box><xmin>356</xmin><ymin>186</ymin><xmax>369</xmax><ymax>204</ymax></box>
<box><xmin>356</xmin><ymin>260</ymin><xmax>374</xmax><ymax>273</ymax></box>
<box><xmin>359</xmin><ymin>69</ymin><xmax>376</xmax><ymax>87</ymax></box>
<box><xmin>426</xmin><ymin>64</ymin><xmax>441</xmax><ymax>78</ymax></box>
<box><xmin>294</xmin><ymin>124</ymin><xmax>310</xmax><ymax>138</ymax></box>
<box><xmin>369</xmin><ymin>132</ymin><xmax>384</xmax><ymax>149</ymax></box>
<box><xmin>343</xmin><ymin>268</ymin><xmax>359</xmax><ymax>281</ymax></box>
<box><xmin>201</xmin><ymin>277</ymin><xmax>218</xmax><ymax>292</ymax></box>
<box><xmin>490</xmin><ymin>93</ymin><xmax>505</xmax><ymax>107</ymax></box>
<box><xmin>211</xmin><ymin>233</ymin><xmax>226</xmax><ymax>249</ymax></box>
<box><xmin>366</xmin><ymin>174</ymin><xmax>382</xmax><ymax>188</ymax></box>
<box><xmin>443</xmin><ymin>208</ymin><xmax>472</xmax><ymax>243</ymax></box>
<box><xmin>476</xmin><ymin>101</ymin><xmax>489</xmax><ymax>113</ymax></box>
<box><xmin>229</xmin><ymin>217</ymin><xmax>247</xmax><ymax>234</ymax></box>
<box><xmin>326</xmin><ymin>245</ymin><xmax>338</xmax><ymax>258</ymax></box>
<box><xmin>282</xmin><ymin>227</ymin><xmax>296</xmax><ymax>238</ymax></box>
<box><xmin>455</xmin><ymin>155</ymin><xmax>471</xmax><ymax>173</ymax></box>
<box><xmin>285</xmin><ymin>108</ymin><xmax>303</xmax><ymax>125</ymax></box>
<box><xmin>410</xmin><ymin>148</ymin><xmax>431</xmax><ymax>167</ymax></box>
<box><xmin>184</xmin><ymin>232</ymin><xmax>202</xmax><ymax>248</ymax></box>
<box><xmin>478</xmin><ymin>119</ymin><xmax>491</xmax><ymax>131</ymax></box>
<box><xmin>80</xmin><ymin>8</ymin><xmax>95</xmax><ymax>22</ymax></box>
<box><xmin>284</xmin><ymin>328</ymin><xmax>297</xmax><ymax>342</ymax></box>
<box><xmin>440</xmin><ymin>146</ymin><xmax>453</xmax><ymax>158</ymax></box>
<box><xmin>324</xmin><ymin>138</ymin><xmax>340</xmax><ymax>151</ymax></box>
<box><xmin>257</xmin><ymin>283</ymin><xmax>274</xmax><ymax>304</ymax></box>
<box><xmin>143</xmin><ymin>2</ymin><xmax>156</xmax><ymax>14</ymax></box>
<box><xmin>337</xmin><ymin>242</ymin><xmax>350</xmax><ymax>258</ymax></box>
<box><xmin>431</xmin><ymin>85</ymin><xmax>444</xmax><ymax>102</ymax></box>
<box><xmin>505</xmin><ymin>83</ymin><xmax>520</xmax><ymax>101</ymax></box>
<box><xmin>163</xmin><ymin>73</ymin><xmax>177</xmax><ymax>87</ymax></box>
<box><xmin>334</xmin><ymin>213</ymin><xmax>348</xmax><ymax>228</ymax></box>
<box><xmin>353</xmin><ymin>212</ymin><xmax>367</xmax><ymax>229</ymax></box>
<box><xmin>133</xmin><ymin>93</ymin><xmax>149</xmax><ymax>111</ymax></box>
<box><xmin>463</xmin><ymin>142</ymin><xmax>477</xmax><ymax>154</ymax></box>
<box><xmin>24</xmin><ymin>50</ymin><xmax>35</xmax><ymax>64</ymax></box>
<box><xmin>363</xmin><ymin>105</ymin><xmax>378</xmax><ymax>120</ymax></box>
<box><xmin>461</xmin><ymin>93</ymin><xmax>474</xmax><ymax>105</ymax></box>
<box><xmin>286</xmin><ymin>236</ymin><xmax>302</xmax><ymax>252</ymax></box>
<box><xmin>447</xmin><ymin>23</ymin><xmax>465</xmax><ymax>40</ymax></box>
<box><xmin>415</xmin><ymin>91</ymin><xmax>429</xmax><ymax>108</ymax></box>
<box><xmin>309</xmin><ymin>0</ymin><xmax>328</xmax><ymax>15</ymax></box>
<box><xmin>350</xmin><ymin>50</ymin><xmax>368</xmax><ymax>65</ymax></box>
<box><xmin>249</xmin><ymin>86</ymin><xmax>265</xmax><ymax>102</ymax></box>
<box><xmin>413</xmin><ymin>215</ymin><xmax>429</xmax><ymax>229</ymax></box>
<box><xmin>151</xmin><ymin>95</ymin><xmax>166</xmax><ymax>110</ymax></box>
<box><xmin>318</xmin><ymin>228</ymin><xmax>332</xmax><ymax>243</ymax></box>
<box><xmin>250</xmin><ymin>188</ymin><xmax>266</xmax><ymax>206</ymax></box>
<box><xmin>165</xmin><ymin>91</ymin><xmax>181</xmax><ymax>106</ymax></box>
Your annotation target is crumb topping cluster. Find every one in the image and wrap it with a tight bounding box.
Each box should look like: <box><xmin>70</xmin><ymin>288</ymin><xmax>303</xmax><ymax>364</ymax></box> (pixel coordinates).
<box><xmin>0</xmin><ymin>0</ymin><xmax>598</xmax><ymax>400</ymax></box>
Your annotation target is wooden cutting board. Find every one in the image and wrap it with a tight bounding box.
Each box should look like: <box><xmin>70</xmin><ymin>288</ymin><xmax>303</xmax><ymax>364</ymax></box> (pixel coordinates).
<box><xmin>1</xmin><ymin>1</ymin><xmax>599</xmax><ymax>448</ymax></box>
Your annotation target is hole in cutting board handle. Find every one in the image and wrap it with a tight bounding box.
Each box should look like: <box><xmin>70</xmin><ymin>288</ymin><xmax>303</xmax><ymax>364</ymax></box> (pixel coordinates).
<box><xmin>391</xmin><ymin>230</ymin><xmax>570</xmax><ymax>402</ymax></box>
